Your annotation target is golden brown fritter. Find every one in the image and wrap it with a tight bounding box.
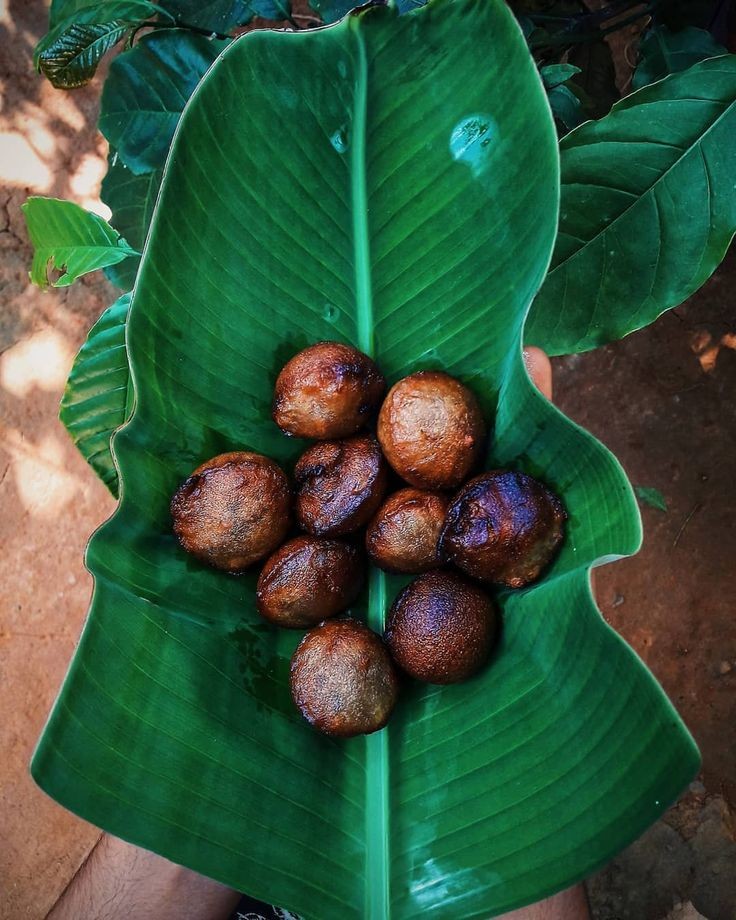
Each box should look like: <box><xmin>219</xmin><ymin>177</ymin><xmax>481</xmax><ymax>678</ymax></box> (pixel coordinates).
<box><xmin>290</xmin><ymin>619</ymin><xmax>399</xmax><ymax>737</ymax></box>
<box><xmin>365</xmin><ymin>488</ymin><xmax>449</xmax><ymax>574</ymax></box>
<box><xmin>273</xmin><ymin>341</ymin><xmax>385</xmax><ymax>439</ymax></box>
<box><xmin>377</xmin><ymin>371</ymin><xmax>485</xmax><ymax>490</ymax></box>
<box><xmin>384</xmin><ymin>570</ymin><xmax>496</xmax><ymax>684</ymax></box>
<box><xmin>170</xmin><ymin>451</ymin><xmax>290</xmax><ymax>572</ymax></box>
<box><xmin>294</xmin><ymin>434</ymin><xmax>388</xmax><ymax>536</ymax></box>
<box><xmin>256</xmin><ymin>536</ymin><xmax>364</xmax><ymax>628</ymax></box>
<box><xmin>440</xmin><ymin>470</ymin><xmax>566</xmax><ymax>587</ymax></box>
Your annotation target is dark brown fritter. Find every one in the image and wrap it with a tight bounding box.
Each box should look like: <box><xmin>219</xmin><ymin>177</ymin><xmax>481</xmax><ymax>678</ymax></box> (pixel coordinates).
<box><xmin>170</xmin><ymin>451</ymin><xmax>291</xmax><ymax>572</ymax></box>
<box><xmin>256</xmin><ymin>536</ymin><xmax>364</xmax><ymax>628</ymax></box>
<box><xmin>377</xmin><ymin>370</ymin><xmax>486</xmax><ymax>490</ymax></box>
<box><xmin>290</xmin><ymin>619</ymin><xmax>399</xmax><ymax>737</ymax></box>
<box><xmin>273</xmin><ymin>341</ymin><xmax>385</xmax><ymax>440</ymax></box>
<box><xmin>365</xmin><ymin>488</ymin><xmax>450</xmax><ymax>574</ymax></box>
<box><xmin>439</xmin><ymin>470</ymin><xmax>567</xmax><ymax>588</ymax></box>
<box><xmin>294</xmin><ymin>434</ymin><xmax>388</xmax><ymax>536</ymax></box>
<box><xmin>384</xmin><ymin>570</ymin><xmax>496</xmax><ymax>684</ymax></box>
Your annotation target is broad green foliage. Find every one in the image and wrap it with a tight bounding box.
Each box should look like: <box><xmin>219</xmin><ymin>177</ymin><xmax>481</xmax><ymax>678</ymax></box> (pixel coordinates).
<box><xmin>60</xmin><ymin>295</ymin><xmax>132</xmax><ymax>496</ymax></box>
<box><xmin>527</xmin><ymin>56</ymin><xmax>736</xmax><ymax>354</ymax></box>
<box><xmin>37</xmin><ymin>21</ymin><xmax>132</xmax><ymax>89</ymax></box>
<box><xmin>35</xmin><ymin>1</ymin><xmax>164</xmax><ymax>88</ymax></box>
<box><xmin>99</xmin><ymin>30</ymin><xmax>229</xmax><ymax>175</ymax></box>
<box><xmin>633</xmin><ymin>25</ymin><xmax>727</xmax><ymax>91</ymax></box>
<box><xmin>32</xmin><ymin>2</ymin><xmax>699</xmax><ymax>918</ymax></box>
<box><xmin>101</xmin><ymin>152</ymin><xmax>162</xmax><ymax>289</ymax></box>
<box><xmin>635</xmin><ymin>486</ymin><xmax>668</xmax><ymax>512</ymax></box>
<box><xmin>312</xmin><ymin>0</ymin><xmax>426</xmax><ymax>23</ymax></box>
<box><xmin>22</xmin><ymin>197</ymin><xmax>138</xmax><ymax>288</ymax></box>
<box><xmin>162</xmin><ymin>0</ymin><xmax>291</xmax><ymax>28</ymax></box>
<box><xmin>540</xmin><ymin>63</ymin><xmax>584</xmax><ymax>131</ymax></box>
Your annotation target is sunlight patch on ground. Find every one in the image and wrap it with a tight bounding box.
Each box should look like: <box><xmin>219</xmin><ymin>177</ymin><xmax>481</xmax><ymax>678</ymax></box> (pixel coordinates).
<box><xmin>0</xmin><ymin>131</ymin><xmax>52</xmax><ymax>188</ymax></box>
<box><xmin>2</xmin><ymin>428</ymin><xmax>85</xmax><ymax>518</ymax></box>
<box><xmin>0</xmin><ymin>329</ymin><xmax>74</xmax><ymax>397</ymax></box>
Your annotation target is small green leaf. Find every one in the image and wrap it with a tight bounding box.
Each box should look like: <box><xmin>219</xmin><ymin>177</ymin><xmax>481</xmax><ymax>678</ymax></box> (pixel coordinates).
<box><xmin>22</xmin><ymin>197</ymin><xmax>139</xmax><ymax>289</ymax></box>
<box><xmin>99</xmin><ymin>30</ymin><xmax>229</xmax><ymax>175</ymax></box>
<box><xmin>635</xmin><ymin>486</ymin><xmax>668</xmax><ymax>512</ymax></box>
<box><xmin>540</xmin><ymin>63</ymin><xmax>581</xmax><ymax>89</ymax></box>
<box><xmin>60</xmin><ymin>294</ymin><xmax>132</xmax><ymax>496</ymax></box>
<box><xmin>547</xmin><ymin>83</ymin><xmax>585</xmax><ymax>130</ymax></box>
<box><xmin>100</xmin><ymin>152</ymin><xmax>162</xmax><ymax>290</ymax></box>
<box><xmin>35</xmin><ymin>1</ymin><xmax>163</xmax><ymax>87</ymax></box>
<box><xmin>527</xmin><ymin>56</ymin><xmax>736</xmax><ymax>354</ymax></box>
<box><xmin>633</xmin><ymin>25</ymin><xmax>727</xmax><ymax>91</ymax></box>
<box><xmin>159</xmin><ymin>0</ymin><xmax>288</xmax><ymax>29</ymax></box>
<box><xmin>38</xmin><ymin>20</ymin><xmax>131</xmax><ymax>89</ymax></box>
<box><xmin>308</xmin><ymin>0</ymin><xmax>356</xmax><ymax>23</ymax></box>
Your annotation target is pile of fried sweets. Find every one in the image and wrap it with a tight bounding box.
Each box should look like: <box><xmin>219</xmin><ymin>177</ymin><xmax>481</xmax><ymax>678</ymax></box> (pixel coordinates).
<box><xmin>171</xmin><ymin>342</ymin><xmax>566</xmax><ymax>738</ymax></box>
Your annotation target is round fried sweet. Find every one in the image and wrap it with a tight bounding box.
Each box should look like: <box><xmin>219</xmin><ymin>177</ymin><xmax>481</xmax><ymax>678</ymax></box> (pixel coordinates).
<box><xmin>290</xmin><ymin>619</ymin><xmax>399</xmax><ymax>737</ymax></box>
<box><xmin>256</xmin><ymin>537</ymin><xmax>364</xmax><ymax>628</ymax></box>
<box><xmin>377</xmin><ymin>371</ymin><xmax>485</xmax><ymax>490</ymax></box>
<box><xmin>295</xmin><ymin>434</ymin><xmax>388</xmax><ymax>536</ymax></box>
<box><xmin>385</xmin><ymin>570</ymin><xmax>496</xmax><ymax>684</ymax></box>
<box><xmin>170</xmin><ymin>451</ymin><xmax>290</xmax><ymax>572</ymax></box>
<box><xmin>440</xmin><ymin>470</ymin><xmax>566</xmax><ymax>587</ymax></box>
<box><xmin>365</xmin><ymin>488</ymin><xmax>449</xmax><ymax>574</ymax></box>
<box><xmin>273</xmin><ymin>341</ymin><xmax>385</xmax><ymax>439</ymax></box>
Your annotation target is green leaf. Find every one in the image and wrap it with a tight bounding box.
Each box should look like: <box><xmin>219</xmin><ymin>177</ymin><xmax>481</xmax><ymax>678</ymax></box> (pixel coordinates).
<box><xmin>100</xmin><ymin>151</ymin><xmax>162</xmax><ymax>289</ymax></box>
<box><xmin>309</xmin><ymin>0</ymin><xmax>357</xmax><ymax>23</ymax></box>
<box><xmin>634</xmin><ymin>486</ymin><xmax>668</xmax><ymax>512</ymax></box>
<box><xmin>160</xmin><ymin>0</ymin><xmax>289</xmax><ymax>30</ymax></box>
<box><xmin>48</xmin><ymin>0</ymin><xmax>159</xmax><ymax>28</ymax></box>
<box><xmin>60</xmin><ymin>294</ymin><xmax>132</xmax><ymax>497</ymax></box>
<box><xmin>540</xmin><ymin>62</ymin><xmax>581</xmax><ymax>89</ymax></box>
<box><xmin>99</xmin><ymin>29</ymin><xmax>229</xmax><ymax>175</ymax></box>
<box><xmin>527</xmin><ymin>56</ymin><xmax>736</xmax><ymax>354</ymax></box>
<box><xmin>37</xmin><ymin>21</ymin><xmax>130</xmax><ymax>89</ymax></box>
<box><xmin>633</xmin><ymin>26</ymin><xmax>727</xmax><ymax>91</ymax></box>
<box><xmin>33</xmin><ymin>2</ymin><xmax>699</xmax><ymax>917</ymax></box>
<box><xmin>21</xmin><ymin>197</ymin><xmax>139</xmax><ymax>289</ymax></box>
<box><xmin>547</xmin><ymin>83</ymin><xmax>585</xmax><ymax>130</ymax></box>
<box><xmin>35</xmin><ymin>1</ymin><xmax>161</xmax><ymax>87</ymax></box>
<box><xmin>312</xmin><ymin>0</ymin><xmax>425</xmax><ymax>23</ymax></box>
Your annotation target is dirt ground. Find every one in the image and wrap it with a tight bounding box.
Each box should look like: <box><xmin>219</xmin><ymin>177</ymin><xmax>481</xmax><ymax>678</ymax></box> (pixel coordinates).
<box><xmin>1</xmin><ymin>1</ymin><xmax>734</xmax><ymax>918</ymax></box>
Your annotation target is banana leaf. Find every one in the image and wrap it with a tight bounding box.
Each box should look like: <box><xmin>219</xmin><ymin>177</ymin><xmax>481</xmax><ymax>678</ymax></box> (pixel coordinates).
<box><xmin>32</xmin><ymin>1</ymin><xmax>699</xmax><ymax>917</ymax></box>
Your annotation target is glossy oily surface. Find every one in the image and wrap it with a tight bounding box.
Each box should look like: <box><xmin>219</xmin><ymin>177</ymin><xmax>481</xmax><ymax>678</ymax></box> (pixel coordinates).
<box><xmin>273</xmin><ymin>340</ymin><xmax>385</xmax><ymax>439</ymax></box>
<box><xmin>366</xmin><ymin>488</ymin><xmax>448</xmax><ymax>574</ymax></box>
<box><xmin>385</xmin><ymin>570</ymin><xmax>496</xmax><ymax>684</ymax></box>
<box><xmin>377</xmin><ymin>370</ymin><xmax>485</xmax><ymax>489</ymax></box>
<box><xmin>295</xmin><ymin>434</ymin><xmax>388</xmax><ymax>536</ymax></box>
<box><xmin>440</xmin><ymin>470</ymin><xmax>567</xmax><ymax>587</ymax></box>
<box><xmin>290</xmin><ymin>619</ymin><xmax>399</xmax><ymax>737</ymax></box>
<box><xmin>32</xmin><ymin>1</ymin><xmax>699</xmax><ymax>918</ymax></box>
<box><xmin>171</xmin><ymin>451</ymin><xmax>291</xmax><ymax>571</ymax></box>
<box><xmin>256</xmin><ymin>536</ymin><xmax>364</xmax><ymax>628</ymax></box>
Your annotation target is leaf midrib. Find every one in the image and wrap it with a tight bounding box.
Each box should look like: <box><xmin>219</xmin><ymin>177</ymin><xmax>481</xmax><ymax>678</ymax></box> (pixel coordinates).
<box><xmin>549</xmin><ymin>76</ymin><xmax>736</xmax><ymax>280</ymax></box>
<box><xmin>351</xmin><ymin>25</ymin><xmax>390</xmax><ymax>920</ymax></box>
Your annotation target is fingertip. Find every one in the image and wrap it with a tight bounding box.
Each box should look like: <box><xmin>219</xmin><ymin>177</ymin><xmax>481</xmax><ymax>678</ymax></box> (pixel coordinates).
<box><xmin>523</xmin><ymin>346</ymin><xmax>553</xmax><ymax>401</ymax></box>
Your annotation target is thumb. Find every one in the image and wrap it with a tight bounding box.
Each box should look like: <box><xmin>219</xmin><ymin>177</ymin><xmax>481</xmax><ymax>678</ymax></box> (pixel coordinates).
<box><xmin>523</xmin><ymin>346</ymin><xmax>553</xmax><ymax>401</ymax></box>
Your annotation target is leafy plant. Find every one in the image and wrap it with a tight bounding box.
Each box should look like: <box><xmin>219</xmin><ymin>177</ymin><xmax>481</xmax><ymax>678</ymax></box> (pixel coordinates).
<box><xmin>635</xmin><ymin>486</ymin><xmax>668</xmax><ymax>512</ymax></box>
<box><xmin>59</xmin><ymin>294</ymin><xmax>132</xmax><ymax>495</ymax></box>
<box><xmin>633</xmin><ymin>24</ymin><xmax>727</xmax><ymax>90</ymax></box>
<box><xmin>23</xmin><ymin>0</ymin><xmax>735</xmax><ymax>915</ymax></box>
<box><xmin>21</xmin><ymin>197</ymin><xmax>138</xmax><ymax>288</ymax></box>
<box><xmin>527</xmin><ymin>56</ymin><xmax>736</xmax><ymax>353</ymax></box>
